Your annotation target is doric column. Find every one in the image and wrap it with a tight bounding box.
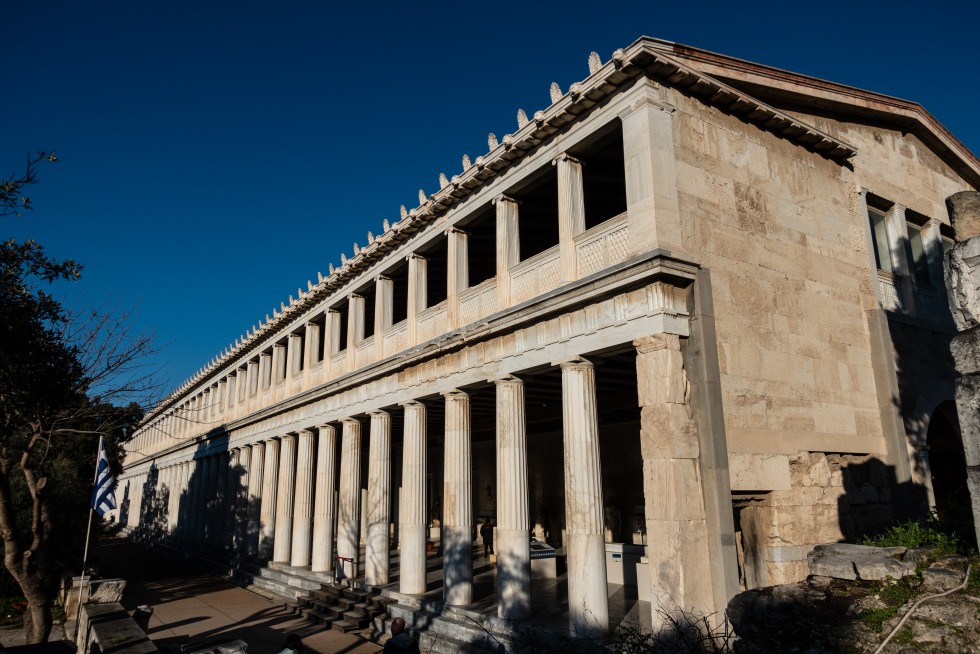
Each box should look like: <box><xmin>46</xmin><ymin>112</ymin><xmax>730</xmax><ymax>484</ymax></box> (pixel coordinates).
<box><xmin>494</xmin><ymin>195</ymin><xmax>519</xmax><ymax>308</ymax></box>
<box><xmin>443</xmin><ymin>390</ymin><xmax>473</xmax><ymax>605</ymax></box>
<box><xmin>495</xmin><ymin>376</ymin><xmax>531</xmax><ymax>619</ymax></box>
<box><xmin>291</xmin><ymin>429</ymin><xmax>315</xmax><ymax>566</ymax></box>
<box><xmin>447</xmin><ymin>227</ymin><xmax>469</xmax><ymax>329</ymax></box>
<box><xmin>366</xmin><ymin>411</ymin><xmax>392</xmax><ymax>586</ymax></box>
<box><xmin>561</xmin><ymin>359</ymin><xmax>609</xmax><ymax>636</ymax></box>
<box><xmin>224</xmin><ymin>450</ymin><xmax>240</xmax><ymax>549</ymax></box>
<box><xmin>215</xmin><ymin>452</ymin><xmax>230</xmax><ymax>547</ymax></box>
<box><xmin>375</xmin><ymin>276</ymin><xmax>393</xmax><ymax>359</ymax></box>
<box><xmin>407</xmin><ymin>254</ymin><xmax>427</xmax><ymax>345</ymax></box>
<box><xmin>399</xmin><ymin>401</ymin><xmax>427</xmax><ymax>594</ymax></box>
<box><xmin>245</xmin><ymin>441</ymin><xmax>265</xmax><ymax>558</ymax></box>
<box><xmin>338</xmin><ymin>419</ymin><xmax>363</xmax><ymax>581</ymax></box>
<box><xmin>620</xmin><ymin>80</ymin><xmax>682</xmax><ymax>256</ymax></box>
<box><xmin>259</xmin><ymin>439</ymin><xmax>280</xmax><ymax>559</ymax></box>
<box><xmin>634</xmin><ymin>334</ymin><xmax>715</xmax><ymax>626</ymax></box>
<box><xmin>273</xmin><ymin>434</ymin><xmax>297</xmax><ymax>563</ymax></box>
<box><xmin>555</xmin><ymin>153</ymin><xmax>586</xmax><ymax>283</ymax></box>
<box><xmin>312</xmin><ymin>425</ymin><xmax>338</xmax><ymax>572</ymax></box>
<box><xmin>234</xmin><ymin>447</ymin><xmax>250</xmax><ymax>553</ymax></box>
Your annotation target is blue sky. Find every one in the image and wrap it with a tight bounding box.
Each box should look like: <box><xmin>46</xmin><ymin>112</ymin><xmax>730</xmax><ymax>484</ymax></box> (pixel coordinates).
<box><xmin>5</xmin><ymin>1</ymin><xmax>978</xmax><ymax>397</ymax></box>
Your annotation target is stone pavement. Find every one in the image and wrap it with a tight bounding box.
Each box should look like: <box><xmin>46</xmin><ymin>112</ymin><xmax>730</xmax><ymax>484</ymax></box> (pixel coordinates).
<box><xmin>94</xmin><ymin>538</ymin><xmax>380</xmax><ymax>654</ymax></box>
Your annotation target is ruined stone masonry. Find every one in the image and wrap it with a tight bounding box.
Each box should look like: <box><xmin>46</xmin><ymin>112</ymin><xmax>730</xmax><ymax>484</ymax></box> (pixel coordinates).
<box><xmin>116</xmin><ymin>37</ymin><xmax>980</xmax><ymax>641</ymax></box>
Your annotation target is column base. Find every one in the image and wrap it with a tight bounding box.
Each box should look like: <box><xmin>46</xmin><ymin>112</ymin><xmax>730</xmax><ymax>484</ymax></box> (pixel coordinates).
<box><xmin>443</xmin><ymin>525</ymin><xmax>473</xmax><ymax>606</ymax></box>
<box><xmin>400</xmin><ymin>523</ymin><xmax>427</xmax><ymax>595</ymax></box>
<box><xmin>566</xmin><ymin>532</ymin><xmax>609</xmax><ymax>637</ymax></box>
<box><xmin>496</xmin><ymin>529</ymin><xmax>530</xmax><ymax>620</ymax></box>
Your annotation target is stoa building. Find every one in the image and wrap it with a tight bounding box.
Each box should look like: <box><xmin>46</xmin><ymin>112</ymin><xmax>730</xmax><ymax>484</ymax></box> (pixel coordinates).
<box><xmin>117</xmin><ymin>37</ymin><xmax>977</xmax><ymax>639</ymax></box>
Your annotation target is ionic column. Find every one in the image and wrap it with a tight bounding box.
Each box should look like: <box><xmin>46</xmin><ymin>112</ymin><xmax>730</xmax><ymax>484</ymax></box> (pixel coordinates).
<box><xmin>366</xmin><ymin>411</ymin><xmax>392</xmax><ymax>586</ymax></box>
<box><xmin>634</xmin><ymin>334</ymin><xmax>715</xmax><ymax>627</ymax></box>
<box><xmin>399</xmin><ymin>401</ymin><xmax>427</xmax><ymax>595</ymax></box>
<box><xmin>375</xmin><ymin>276</ymin><xmax>393</xmax><ymax>360</ymax></box>
<box><xmin>291</xmin><ymin>430</ymin><xmax>315</xmax><ymax>567</ymax></box>
<box><xmin>561</xmin><ymin>359</ymin><xmax>609</xmax><ymax>636</ymax></box>
<box><xmin>348</xmin><ymin>293</ymin><xmax>364</xmax><ymax>368</ymax></box>
<box><xmin>554</xmin><ymin>153</ymin><xmax>586</xmax><ymax>283</ymax></box>
<box><xmin>312</xmin><ymin>425</ymin><xmax>338</xmax><ymax>572</ymax></box>
<box><xmin>447</xmin><ymin>227</ymin><xmax>469</xmax><ymax>329</ymax></box>
<box><xmin>189</xmin><ymin>458</ymin><xmax>205</xmax><ymax>545</ymax></box>
<box><xmin>338</xmin><ymin>419</ymin><xmax>362</xmax><ymax>580</ymax></box>
<box><xmin>443</xmin><ymin>390</ymin><xmax>473</xmax><ymax>605</ymax></box>
<box><xmin>259</xmin><ymin>439</ymin><xmax>280</xmax><ymax>559</ymax></box>
<box><xmin>273</xmin><ymin>433</ymin><xmax>296</xmax><ymax>563</ymax></box>
<box><xmin>246</xmin><ymin>441</ymin><xmax>266</xmax><ymax>558</ymax></box>
<box><xmin>495</xmin><ymin>376</ymin><xmax>531</xmax><ymax>619</ymax></box>
<box><xmin>407</xmin><ymin>254</ymin><xmax>427</xmax><ymax>345</ymax></box>
<box><xmin>494</xmin><ymin>195</ymin><xmax>519</xmax><ymax>308</ymax></box>
<box><xmin>204</xmin><ymin>454</ymin><xmax>221</xmax><ymax>548</ymax></box>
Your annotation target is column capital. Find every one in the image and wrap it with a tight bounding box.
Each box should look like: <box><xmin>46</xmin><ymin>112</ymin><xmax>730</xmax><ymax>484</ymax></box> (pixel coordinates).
<box><xmin>634</xmin><ymin>333</ymin><xmax>681</xmax><ymax>353</ymax></box>
<box><xmin>340</xmin><ymin>417</ymin><xmax>361</xmax><ymax>426</ymax></box>
<box><xmin>401</xmin><ymin>399</ymin><xmax>426</xmax><ymax>409</ymax></box>
<box><xmin>296</xmin><ymin>428</ymin><xmax>314</xmax><ymax>437</ymax></box>
<box><xmin>442</xmin><ymin>388</ymin><xmax>470</xmax><ymax>399</ymax></box>
<box><xmin>552</xmin><ymin>152</ymin><xmax>583</xmax><ymax>167</ymax></box>
<box><xmin>557</xmin><ymin>356</ymin><xmax>595</xmax><ymax>370</ymax></box>
<box><xmin>280</xmin><ymin>432</ymin><xmax>296</xmax><ymax>442</ymax></box>
<box><xmin>445</xmin><ymin>225</ymin><xmax>469</xmax><ymax>237</ymax></box>
<box><xmin>492</xmin><ymin>193</ymin><xmax>519</xmax><ymax>206</ymax></box>
<box><xmin>406</xmin><ymin>252</ymin><xmax>427</xmax><ymax>262</ymax></box>
<box><xmin>317</xmin><ymin>423</ymin><xmax>336</xmax><ymax>432</ymax></box>
<box><xmin>370</xmin><ymin>409</ymin><xmax>391</xmax><ymax>418</ymax></box>
<box><xmin>492</xmin><ymin>374</ymin><xmax>524</xmax><ymax>386</ymax></box>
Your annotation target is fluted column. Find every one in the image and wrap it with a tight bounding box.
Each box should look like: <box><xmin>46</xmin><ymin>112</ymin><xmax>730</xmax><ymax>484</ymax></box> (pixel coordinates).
<box><xmin>259</xmin><ymin>439</ymin><xmax>280</xmax><ymax>559</ymax></box>
<box><xmin>400</xmin><ymin>401</ymin><xmax>427</xmax><ymax>595</ymax></box>
<box><xmin>561</xmin><ymin>359</ymin><xmax>609</xmax><ymax>636</ymax></box>
<box><xmin>213</xmin><ymin>452</ymin><xmax>229</xmax><ymax>548</ymax></box>
<box><xmin>495</xmin><ymin>377</ymin><xmax>530</xmax><ymax>619</ymax></box>
<box><xmin>291</xmin><ymin>430</ymin><xmax>315</xmax><ymax>566</ymax></box>
<box><xmin>189</xmin><ymin>458</ymin><xmax>205</xmax><ymax>545</ymax></box>
<box><xmin>443</xmin><ymin>390</ymin><xmax>473</xmax><ymax>605</ymax></box>
<box><xmin>246</xmin><ymin>441</ymin><xmax>266</xmax><ymax>558</ymax></box>
<box><xmin>312</xmin><ymin>425</ymin><xmax>338</xmax><ymax>572</ymax></box>
<box><xmin>273</xmin><ymin>434</ymin><xmax>296</xmax><ymax>563</ymax></box>
<box><xmin>234</xmin><ymin>447</ymin><xmax>251</xmax><ymax>554</ymax></box>
<box><xmin>224</xmin><ymin>449</ymin><xmax>240</xmax><ymax>550</ymax></box>
<box><xmin>338</xmin><ymin>419</ymin><xmax>362</xmax><ymax>581</ymax></box>
<box><xmin>366</xmin><ymin>411</ymin><xmax>392</xmax><ymax>586</ymax></box>
<box><xmin>204</xmin><ymin>454</ymin><xmax>221</xmax><ymax>548</ymax></box>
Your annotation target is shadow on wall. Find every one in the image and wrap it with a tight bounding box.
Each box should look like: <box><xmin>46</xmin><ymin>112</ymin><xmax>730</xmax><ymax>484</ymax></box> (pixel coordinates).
<box><xmin>836</xmin><ymin>456</ymin><xmax>928</xmax><ymax>544</ymax></box>
<box><xmin>128</xmin><ymin>435</ymin><xmax>260</xmax><ymax>566</ymax></box>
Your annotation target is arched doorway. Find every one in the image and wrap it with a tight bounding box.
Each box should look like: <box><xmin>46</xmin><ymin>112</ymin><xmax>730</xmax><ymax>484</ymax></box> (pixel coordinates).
<box><xmin>926</xmin><ymin>401</ymin><xmax>975</xmax><ymax>546</ymax></box>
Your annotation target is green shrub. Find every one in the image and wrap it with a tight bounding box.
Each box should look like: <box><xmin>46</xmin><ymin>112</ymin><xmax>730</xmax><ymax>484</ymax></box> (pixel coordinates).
<box><xmin>859</xmin><ymin>607</ymin><xmax>899</xmax><ymax>633</ymax></box>
<box><xmin>861</xmin><ymin>518</ymin><xmax>960</xmax><ymax>554</ymax></box>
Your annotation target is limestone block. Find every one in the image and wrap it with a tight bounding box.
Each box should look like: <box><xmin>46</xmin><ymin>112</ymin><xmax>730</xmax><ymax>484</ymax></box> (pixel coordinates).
<box><xmin>797</xmin><ymin>453</ymin><xmax>831</xmax><ymax>488</ymax></box>
<box><xmin>729</xmin><ymin>453</ymin><xmax>790</xmax><ymax>491</ymax></box>
<box><xmin>643</xmin><ymin>458</ymin><xmax>706</xmax><ymax>522</ymax></box>
<box><xmin>639</xmin><ymin>404</ymin><xmax>699</xmax><ymax>459</ymax></box>
<box><xmin>945</xmin><ymin>237</ymin><xmax>980</xmax><ymax>331</ymax></box>
<box><xmin>90</xmin><ymin>579</ymin><xmax>127</xmax><ymax>604</ymax></box>
<box><xmin>951</xmin><ymin>327</ymin><xmax>980</xmax><ymax>376</ymax></box>
<box><xmin>947</xmin><ymin>191</ymin><xmax>980</xmax><ymax>241</ymax></box>
<box><xmin>645</xmin><ymin>517</ymin><xmax>713</xmax><ymax>614</ymax></box>
<box><xmin>807</xmin><ymin>543</ymin><xmax>915</xmax><ymax>581</ymax></box>
<box><xmin>954</xmin><ymin>375</ymin><xmax>980</xmax><ymax>467</ymax></box>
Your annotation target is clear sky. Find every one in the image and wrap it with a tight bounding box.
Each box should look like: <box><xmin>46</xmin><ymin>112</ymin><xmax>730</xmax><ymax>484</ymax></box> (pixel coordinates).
<box><xmin>5</xmin><ymin>0</ymin><xmax>979</xmax><ymax>398</ymax></box>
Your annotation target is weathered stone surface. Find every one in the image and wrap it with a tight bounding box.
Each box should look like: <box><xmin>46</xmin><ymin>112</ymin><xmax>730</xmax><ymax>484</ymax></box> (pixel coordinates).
<box><xmin>920</xmin><ymin>566</ymin><xmax>963</xmax><ymax>592</ymax></box>
<box><xmin>951</xmin><ymin>327</ymin><xmax>980</xmax><ymax>375</ymax></box>
<box><xmin>90</xmin><ymin>578</ymin><xmax>127</xmax><ymax>603</ymax></box>
<box><xmin>807</xmin><ymin>543</ymin><xmax>914</xmax><ymax>581</ymax></box>
<box><xmin>946</xmin><ymin>237</ymin><xmax>980</xmax><ymax>331</ymax></box>
<box><xmin>947</xmin><ymin>191</ymin><xmax>980</xmax><ymax>241</ymax></box>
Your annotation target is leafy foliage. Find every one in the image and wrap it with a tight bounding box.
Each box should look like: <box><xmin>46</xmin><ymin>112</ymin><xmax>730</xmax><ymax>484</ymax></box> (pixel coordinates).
<box><xmin>0</xmin><ymin>153</ymin><xmax>157</xmax><ymax>643</ymax></box>
<box><xmin>861</xmin><ymin>517</ymin><xmax>962</xmax><ymax>554</ymax></box>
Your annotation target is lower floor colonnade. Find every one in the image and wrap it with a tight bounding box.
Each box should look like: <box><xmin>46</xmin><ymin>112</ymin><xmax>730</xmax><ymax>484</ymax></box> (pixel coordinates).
<box><xmin>116</xmin><ymin>327</ymin><xmax>730</xmax><ymax>637</ymax></box>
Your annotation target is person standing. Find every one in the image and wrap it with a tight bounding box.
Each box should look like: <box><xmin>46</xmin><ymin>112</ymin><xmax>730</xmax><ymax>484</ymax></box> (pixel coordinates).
<box><xmin>480</xmin><ymin>517</ymin><xmax>494</xmax><ymax>559</ymax></box>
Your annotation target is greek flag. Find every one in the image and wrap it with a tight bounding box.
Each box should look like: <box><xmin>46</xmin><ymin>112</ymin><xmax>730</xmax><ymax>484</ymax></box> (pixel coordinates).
<box><xmin>91</xmin><ymin>439</ymin><xmax>116</xmax><ymax>517</ymax></box>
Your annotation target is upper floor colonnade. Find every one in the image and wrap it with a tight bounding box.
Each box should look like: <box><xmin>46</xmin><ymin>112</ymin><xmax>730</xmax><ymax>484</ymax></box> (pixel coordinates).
<box><xmin>126</xmin><ymin>81</ymin><xmax>685</xmax><ymax>461</ymax></box>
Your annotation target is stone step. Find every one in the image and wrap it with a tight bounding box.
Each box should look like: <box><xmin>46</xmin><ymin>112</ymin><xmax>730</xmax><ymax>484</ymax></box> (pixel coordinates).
<box><xmin>251</xmin><ymin>575</ymin><xmax>305</xmax><ymax>600</ymax></box>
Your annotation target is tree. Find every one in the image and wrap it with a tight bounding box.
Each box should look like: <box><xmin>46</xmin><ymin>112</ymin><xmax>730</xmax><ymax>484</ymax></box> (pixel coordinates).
<box><xmin>0</xmin><ymin>153</ymin><xmax>160</xmax><ymax>642</ymax></box>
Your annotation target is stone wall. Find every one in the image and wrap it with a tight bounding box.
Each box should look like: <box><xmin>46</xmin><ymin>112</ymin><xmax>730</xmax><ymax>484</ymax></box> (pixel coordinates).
<box><xmin>739</xmin><ymin>451</ymin><xmax>894</xmax><ymax>587</ymax></box>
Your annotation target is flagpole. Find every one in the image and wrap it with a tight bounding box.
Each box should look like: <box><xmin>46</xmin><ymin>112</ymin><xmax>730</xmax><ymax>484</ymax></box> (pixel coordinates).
<box><xmin>74</xmin><ymin>434</ymin><xmax>102</xmax><ymax>637</ymax></box>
